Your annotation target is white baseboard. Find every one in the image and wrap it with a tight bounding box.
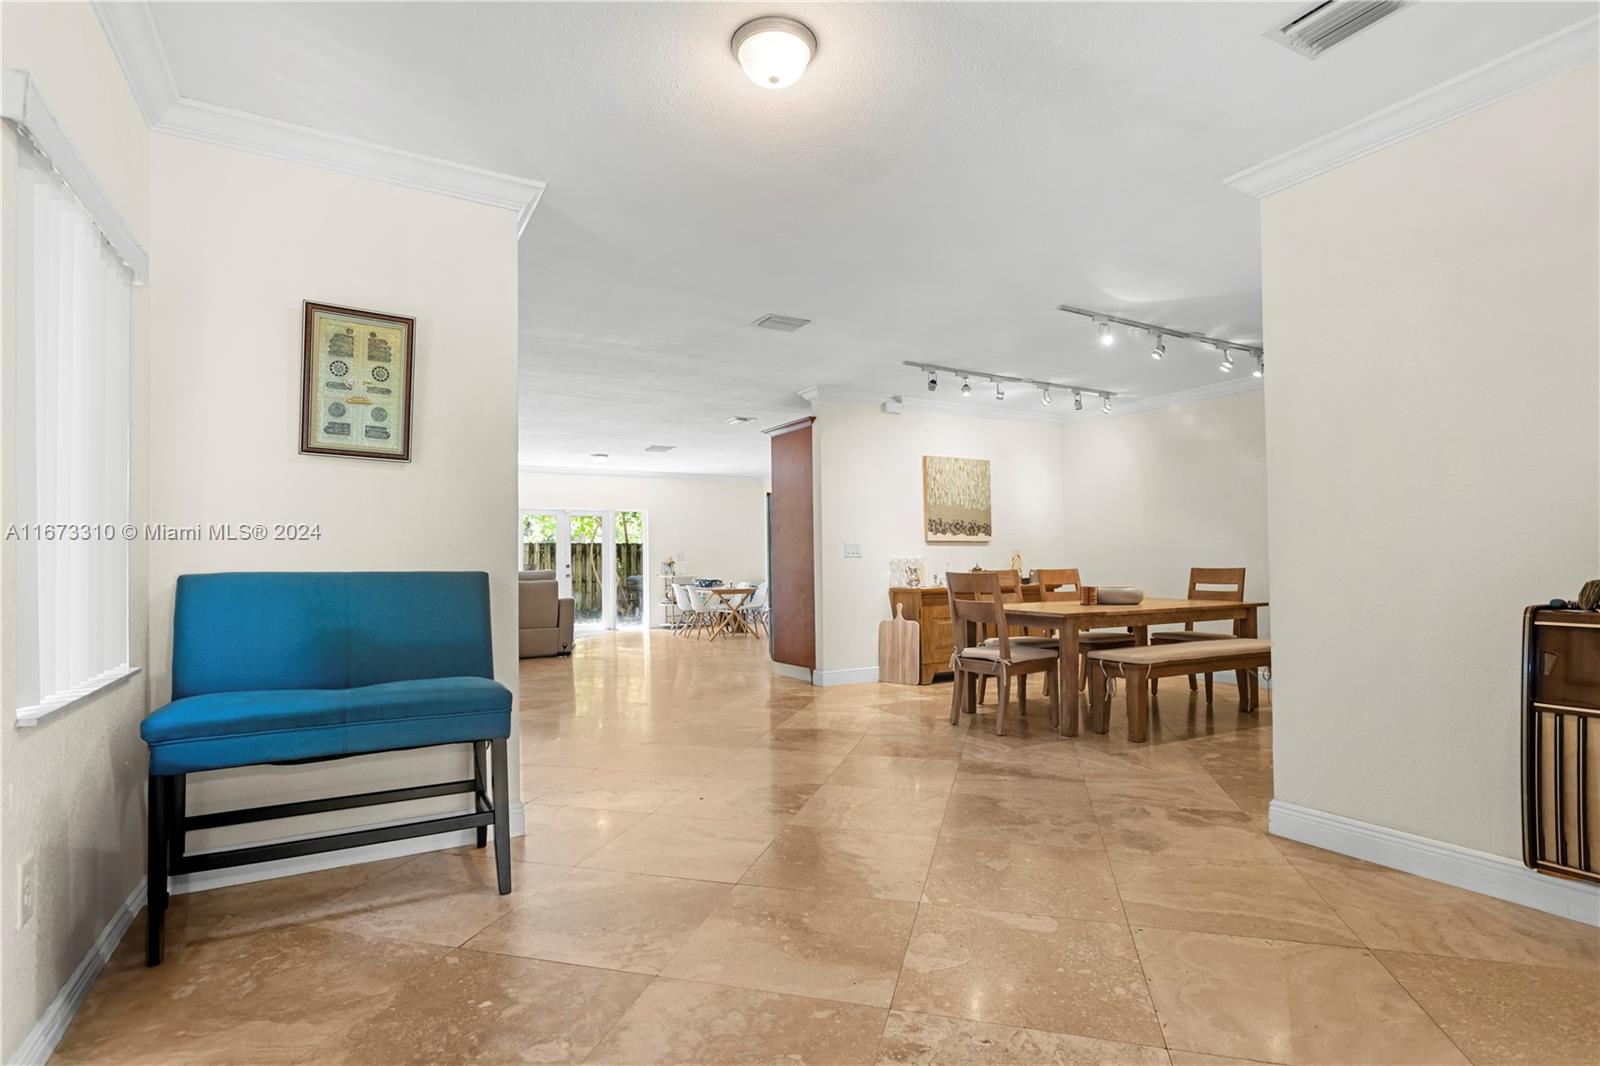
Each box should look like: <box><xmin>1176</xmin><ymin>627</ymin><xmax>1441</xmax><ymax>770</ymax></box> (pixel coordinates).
<box><xmin>172</xmin><ymin>800</ymin><xmax>526</xmax><ymax>894</ymax></box>
<box><xmin>814</xmin><ymin>666</ymin><xmax>880</xmax><ymax>687</ymax></box>
<box><xmin>771</xmin><ymin>662</ymin><xmax>813</xmax><ymax>684</ymax></box>
<box><xmin>11</xmin><ymin>877</ymin><xmax>147</xmax><ymax>1066</ymax></box>
<box><xmin>1269</xmin><ymin>800</ymin><xmax>1600</xmax><ymax>926</ymax></box>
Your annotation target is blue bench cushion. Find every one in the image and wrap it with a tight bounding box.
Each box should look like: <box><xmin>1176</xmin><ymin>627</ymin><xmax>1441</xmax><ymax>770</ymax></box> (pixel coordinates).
<box><xmin>141</xmin><ymin>676</ymin><xmax>511</xmax><ymax>776</ymax></box>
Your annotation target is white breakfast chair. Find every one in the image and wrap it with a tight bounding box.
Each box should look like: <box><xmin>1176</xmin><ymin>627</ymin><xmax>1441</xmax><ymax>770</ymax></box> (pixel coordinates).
<box><xmin>742</xmin><ymin>581</ymin><xmax>769</xmax><ymax>635</ymax></box>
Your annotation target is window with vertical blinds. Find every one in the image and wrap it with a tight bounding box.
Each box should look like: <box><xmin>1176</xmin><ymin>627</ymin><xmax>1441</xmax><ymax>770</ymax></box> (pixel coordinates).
<box><xmin>9</xmin><ymin>131</ymin><xmax>134</xmax><ymax>722</ymax></box>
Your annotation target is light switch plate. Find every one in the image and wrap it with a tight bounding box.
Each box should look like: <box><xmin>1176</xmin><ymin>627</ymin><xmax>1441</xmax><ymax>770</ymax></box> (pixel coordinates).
<box><xmin>844</xmin><ymin>543</ymin><xmax>863</xmax><ymax>558</ymax></box>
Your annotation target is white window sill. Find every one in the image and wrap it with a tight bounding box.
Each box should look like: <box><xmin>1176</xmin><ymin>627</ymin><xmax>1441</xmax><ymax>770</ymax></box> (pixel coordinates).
<box><xmin>15</xmin><ymin>665</ymin><xmax>142</xmax><ymax>728</ymax></box>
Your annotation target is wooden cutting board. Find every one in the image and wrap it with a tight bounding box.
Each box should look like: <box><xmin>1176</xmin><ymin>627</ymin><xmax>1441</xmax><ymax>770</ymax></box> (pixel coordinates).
<box><xmin>878</xmin><ymin>604</ymin><xmax>921</xmax><ymax>685</ymax></box>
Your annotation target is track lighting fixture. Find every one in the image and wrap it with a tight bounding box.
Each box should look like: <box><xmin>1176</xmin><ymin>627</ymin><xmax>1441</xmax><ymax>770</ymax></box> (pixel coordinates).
<box><xmin>901</xmin><ymin>362</ymin><xmax>1115</xmax><ymax>412</ymax></box>
<box><xmin>1102</xmin><ymin>395</ymin><xmax>1112</xmax><ymax>414</ymax></box>
<box><xmin>1057</xmin><ymin>305</ymin><xmax>1263</xmax><ymax>375</ymax></box>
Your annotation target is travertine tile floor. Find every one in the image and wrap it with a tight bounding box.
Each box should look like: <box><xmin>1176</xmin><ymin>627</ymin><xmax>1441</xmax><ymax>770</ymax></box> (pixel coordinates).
<box><xmin>54</xmin><ymin>631</ymin><xmax>1599</xmax><ymax>1065</ymax></box>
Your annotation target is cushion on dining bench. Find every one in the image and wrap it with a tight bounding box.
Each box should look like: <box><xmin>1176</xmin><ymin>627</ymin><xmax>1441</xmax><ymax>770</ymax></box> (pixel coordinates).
<box><xmin>141</xmin><ymin>571</ymin><xmax>511</xmax><ymax>776</ymax></box>
<box><xmin>1087</xmin><ymin>638</ymin><xmax>1270</xmax><ymax>668</ymax></box>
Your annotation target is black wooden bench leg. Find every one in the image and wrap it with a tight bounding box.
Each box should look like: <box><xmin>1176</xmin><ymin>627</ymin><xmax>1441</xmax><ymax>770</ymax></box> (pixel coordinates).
<box><xmin>473</xmin><ymin>741</ymin><xmax>489</xmax><ymax>849</ymax></box>
<box><xmin>490</xmin><ymin>738</ymin><xmax>511</xmax><ymax>895</ymax></box>
<box><xmin>146</xmin><ymin>774</ymin><xmax>169</xmax><ymax>966</ymax></box>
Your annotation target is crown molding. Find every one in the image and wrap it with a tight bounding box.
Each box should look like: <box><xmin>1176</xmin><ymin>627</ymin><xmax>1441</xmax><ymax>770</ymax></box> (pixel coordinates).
<box><xmin>1226</xmin><ymin>15</ymin><xmax>1599</xmax><ymax>198</ymax></box>
<box><xmin>92</xmin><ymin>0</ymin><xmax>177</xmax><ymax>125</ymax></box>
<box><xmin>155</xmin><ymin>99</ymin><xmax>545</xmax><ymax>232</ymax></box>
<box><xmin>92</xmin><ymin>1</ymin><xmax>544</xmax><ymax>233</ymax></box>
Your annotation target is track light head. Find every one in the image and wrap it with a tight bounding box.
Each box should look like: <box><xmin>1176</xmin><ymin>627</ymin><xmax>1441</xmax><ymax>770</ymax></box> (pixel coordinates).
<box><xmin>1219</xmin><ymin>348</ymin><xmax>1235</xmax><ymax>373</ymax></box>
<box><xmin>1096</xmin><ymin>318</ymin><xmax>1114</xmax><ymax>347</ymax></box>
<box><xmin>1150</xmin><ymin>334</ymin><xmax>1165</xmax><ymax>360</ymax></box>
<box><xmin>1073</xmin><ymin>390</ymin><xmax>1083</xmax><ymax>411</ymax></box>
<box><xmin>927</xmin><ymin>371</ymin><xmax>938</xmax><ymax>392</ymax></box>
<box><xmin>1102</xmin><ymin>395</ymin><xmax>1112</xmax><ymax>414</ymax></box>
<box><xmin>960</xmin><ymin>377</ymin><xmax>971</xmax><ymax>397</ymax></box>
<box><xmin>994</xmin><ymin>380</ymin><xmax>1005</xmax><ymax>401</ymax></box>
<box><xmin>1041</xmin><ymin>387</ymin><xmax>1052</xmax><ymax>407</ymax></box>
<box><xmin>1252</xmin><ymin>355</ymin><xmax>1264</xmax><ymax>379</ymax></box>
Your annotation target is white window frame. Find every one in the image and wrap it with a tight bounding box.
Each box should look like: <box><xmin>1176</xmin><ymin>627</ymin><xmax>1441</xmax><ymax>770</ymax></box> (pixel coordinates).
<box><xmin>4</xmin><ymin>71</ymin><xmax>144</xmax><ymax>725</ymax></box>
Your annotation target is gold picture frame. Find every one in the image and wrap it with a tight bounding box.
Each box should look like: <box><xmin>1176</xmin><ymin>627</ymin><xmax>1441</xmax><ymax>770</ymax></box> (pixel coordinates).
<box><xmin>300</xmin><ymin>301</ymin><xmax>415</xmax><ymax>462</ymax></box>
<box><xmin>923</xmin><ymin>456</ymin><xmax>991</xmax><ymax>542</ymax></box>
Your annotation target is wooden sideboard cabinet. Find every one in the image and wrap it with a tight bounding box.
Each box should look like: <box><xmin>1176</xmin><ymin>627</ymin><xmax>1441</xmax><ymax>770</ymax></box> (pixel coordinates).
<box><xmin>888</xmin><ymin>586</ymin><xmax>952</xmax><ymax>685</ymax></box>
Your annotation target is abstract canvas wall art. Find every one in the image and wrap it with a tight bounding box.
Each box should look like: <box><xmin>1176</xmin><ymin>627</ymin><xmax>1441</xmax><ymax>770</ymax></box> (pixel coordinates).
<box><xmin>922</xmin><ymin>456</ymin><xmax>991</xmax><ymax>542</ymax></box>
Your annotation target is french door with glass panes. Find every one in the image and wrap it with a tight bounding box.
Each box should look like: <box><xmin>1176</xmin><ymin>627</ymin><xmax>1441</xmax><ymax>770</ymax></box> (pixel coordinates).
<box><xmin>519</xmin><ymin>509</ymin><xmax>646</xmax><ymax>631</ymax></box>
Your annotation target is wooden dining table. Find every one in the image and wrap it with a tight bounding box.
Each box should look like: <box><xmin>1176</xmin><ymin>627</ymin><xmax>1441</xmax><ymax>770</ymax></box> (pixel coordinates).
<box><xmin>705</xmin><ymin>586</ymin><xmax>758</xmax><ymax>638</ymax></box>
<box><xmin>1002</xmin><ymin>597</ymin><xmax>1267</xmax><ymax>736</ymax></box>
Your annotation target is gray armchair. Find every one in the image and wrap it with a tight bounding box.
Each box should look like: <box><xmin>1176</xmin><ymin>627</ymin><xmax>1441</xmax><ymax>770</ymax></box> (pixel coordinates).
<box><xmin>518</xmin><ymin>570</ymin><xmax>574</xmax><ymax>657</ymax></box>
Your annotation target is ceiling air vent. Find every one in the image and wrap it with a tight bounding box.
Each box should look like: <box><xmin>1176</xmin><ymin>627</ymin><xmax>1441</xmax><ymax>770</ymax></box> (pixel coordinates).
<box><xmin>1266</xmin><ymin>1</ymin><xmax>1409</xmax><ymax>58</ymax></box>
<box><xmin>644</xmin><ymin>444</ymin><xmax>676</xmax><ymax>453</ymax></box>
<box><xmin>752</xmin><ymin>313</ymin><xmax>810</xmax><ymax>332</ymax></box>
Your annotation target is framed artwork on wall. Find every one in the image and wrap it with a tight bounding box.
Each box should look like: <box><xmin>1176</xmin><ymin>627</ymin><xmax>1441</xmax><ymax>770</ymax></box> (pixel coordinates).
<box><xmin>300</xmin><ymin>301</ymin><xmax>415</xmax><ymax>461</ymax></box>
<box><xmin>923</xmin><ymin>455</ymin><xmax>991</xmax><ymax>542</ymax></box>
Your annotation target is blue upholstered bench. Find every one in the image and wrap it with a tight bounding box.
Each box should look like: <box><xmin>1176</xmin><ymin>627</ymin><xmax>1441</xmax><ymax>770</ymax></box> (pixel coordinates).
<box><xmin>140</xmin><ymin>571</ymin><xmax>513</xmax><ymax>965</ymax></box>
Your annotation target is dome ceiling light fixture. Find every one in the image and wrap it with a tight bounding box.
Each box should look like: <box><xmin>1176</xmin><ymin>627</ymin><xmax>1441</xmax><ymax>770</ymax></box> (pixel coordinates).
<box><xmin>731</xmin><ymin>16</ymin><xmax>817</xmax><ymax>90</ymax></box>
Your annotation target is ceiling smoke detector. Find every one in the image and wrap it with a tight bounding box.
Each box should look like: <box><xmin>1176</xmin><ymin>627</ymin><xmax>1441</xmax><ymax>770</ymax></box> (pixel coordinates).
<box><xmin>752</xmin><ymin>313</ymin><xmax>811</xmax><ymax>332</ymax></box>
<box><xmin>1266</xmin><ymin>1</ymin><xmax>1410</xmax><ymax>58</ymax></box>
<box><xmin>644</xmin><ymin>444</ymin><xmax>676</xmax><ymax>453</ymax></box>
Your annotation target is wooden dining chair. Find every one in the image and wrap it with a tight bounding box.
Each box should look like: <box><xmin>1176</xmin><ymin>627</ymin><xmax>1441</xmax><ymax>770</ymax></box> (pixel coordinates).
<box><xmin>1033</xmin><ymin>568</ymin><xmax>1137</xmax><ymax>690</ymax></box>
<box><xmin>967</xmin><ymin>569</ymin><xmax>1056</xmax><ymax>705</ymax></box>
<box><xmin>946</xmin><ymin>571</ymin><xmax>1059</xmax><ymax>735</ymax></box>
<box><xmin>1149</xmin><ymin>567</ymin><xmax>1246</xmax><ymax>702</ymax></box>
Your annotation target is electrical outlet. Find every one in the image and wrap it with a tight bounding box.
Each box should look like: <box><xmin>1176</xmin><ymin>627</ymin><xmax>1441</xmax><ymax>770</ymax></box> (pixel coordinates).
<box><xmin>17</xmin><ymin>852</ymin><xmax>36</xmax><ymax>930</ymax></box>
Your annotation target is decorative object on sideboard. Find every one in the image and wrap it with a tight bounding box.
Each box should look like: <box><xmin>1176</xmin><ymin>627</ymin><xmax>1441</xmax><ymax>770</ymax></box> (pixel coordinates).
<box><xmin>301</xmin><ymin>301</ymin><xmax>414</xmax><ymax>462</ymax></box>
<box><xmin>889</xmin><ymin>558</ymin><xmax>927</xmax><ymax>588</ymax></box>
<box><xmin>1097</xmin><ymin>586</ymin><xmax>1146</xmax><ymax>605</ymax></box>
<box><xmin>923</xmin><ymin>456</ymin><xmax>991</xmax><ymax>543</ymax></box>
<box><xmin>1579</xmin><ymin>578</ymin><xmax>1600</xmax><ymax>611</ymax></box>
<box><xmin>660</xmin><ymin>556</ymin><xmax>677</xmax><ymax>577</ymax></box>
<box><xmin>1009</xmin><ymin>551</ymin><xmax>1024</xmax><ymax>575</ymax></box>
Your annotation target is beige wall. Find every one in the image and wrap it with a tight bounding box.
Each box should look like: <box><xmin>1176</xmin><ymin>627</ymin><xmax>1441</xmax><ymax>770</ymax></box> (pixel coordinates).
<box><xmin>1262</xmin><ymin>64</ymin><xmax>1599</xmax><ymax>860</ymax></box>
<box><xmin>810</xmin><ymin>395</ymin><xmax>1270</xmax><ymax>681</ymax></box>
<box><xmin>812</xmin><ymin>400</ymin><xmax>1073</xmax><ymax>681</ymax></box>
<box><xmin>1060</xmin><ymin>389</ymin><xmax>1269</xmax><ymax>637</ymax></box>
<box><xmin>0</xmin><ymin>5</ymin><xmax>151</xmax><ymax>1059</ymax></box>
<box><xmin>146</xmin><ymin>134</ymin><xmax>523</xmax><ymax>852</ymax></box>
<box><xmin>517</xmin><ymin>469</ymin><xmax>767</xmax><ymax>628</ymax></box>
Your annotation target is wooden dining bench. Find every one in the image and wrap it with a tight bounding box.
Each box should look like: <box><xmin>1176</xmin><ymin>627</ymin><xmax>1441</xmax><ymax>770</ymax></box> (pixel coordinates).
<box><xmin>1087</xmin><ymin>638</ymin><xmax>1271</xmax><ymax>741</ymax></box>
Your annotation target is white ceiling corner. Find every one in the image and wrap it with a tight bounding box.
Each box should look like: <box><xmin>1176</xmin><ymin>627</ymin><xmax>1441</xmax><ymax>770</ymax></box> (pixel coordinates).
<box><xmin>92</xmin><ymin>0</ymin><xmax>177</xmax><ymax>125</ymax></box>
<box><xmin>1226</xmin><ymin>14</ymin><xmax>1599</xmax><ymax>198</ymax></box>
<box><xmin>92</xmin><ymin>1</ymin><xmax>545</xmax><ymax>229</ymax></box>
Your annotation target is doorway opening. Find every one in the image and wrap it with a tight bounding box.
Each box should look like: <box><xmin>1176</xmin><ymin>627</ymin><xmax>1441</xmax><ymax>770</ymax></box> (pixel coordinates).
<box><xmin>520</xmin><ymin>509</ymin><xmax>646</xmax><ymax>631</ymax></box>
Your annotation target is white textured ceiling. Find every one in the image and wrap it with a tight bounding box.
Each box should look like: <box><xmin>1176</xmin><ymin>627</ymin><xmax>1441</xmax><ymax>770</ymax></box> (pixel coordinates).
<box><xmin>146</xmin><ymin>1</ymin><xmax>1591</xmax><ymax>476</ymax></box>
